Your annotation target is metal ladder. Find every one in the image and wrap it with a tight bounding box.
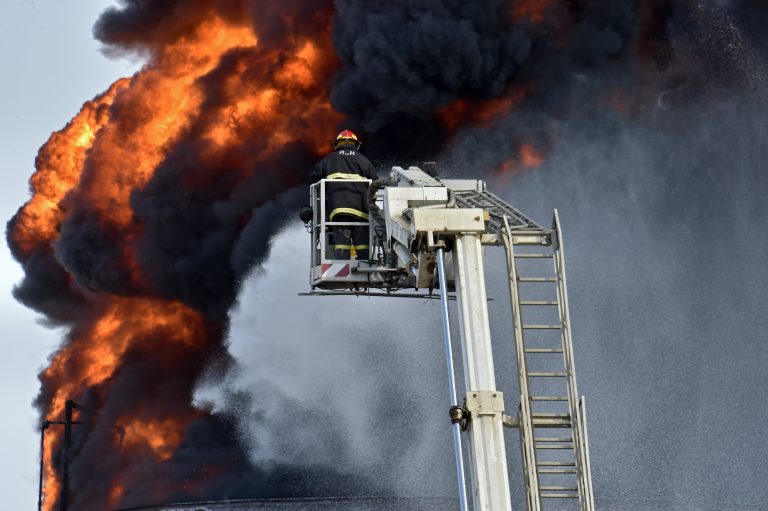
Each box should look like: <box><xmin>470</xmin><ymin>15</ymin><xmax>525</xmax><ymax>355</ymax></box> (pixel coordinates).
<box><xmin>501</xmin><ymin>211</ymin><xmax>595</xmax><ymax>511</ymax></box>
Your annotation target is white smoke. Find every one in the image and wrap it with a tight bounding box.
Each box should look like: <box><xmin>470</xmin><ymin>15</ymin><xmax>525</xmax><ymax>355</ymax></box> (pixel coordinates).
<box><xmin>196</xmin><ymin>225</ymin><xmax>458</xmax><ymax>497</ymax></box>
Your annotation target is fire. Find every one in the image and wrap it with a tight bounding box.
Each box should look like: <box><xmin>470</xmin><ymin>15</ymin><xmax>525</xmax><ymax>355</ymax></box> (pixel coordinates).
<box><xmin>14</xmin><ymin>2</ymin><xmax>562</xmax><ymax>510</ymax></box>
<box><xmin>438</xmin><ymin>86</ymin><xmax>530</xmax><ymax>133</ymax></box>
<box><xmin>6</xmin><ymin>0</ymin><xmax>715</xmax><ymax>507</ymax></box>
<box><xmin>9</xmin><ymin>79</ymin><xmax>128</xmax><ymax>256</ymax></box>
<box><xmin>122</xmin><ymin>417</ymin><xmax>186</xmax><ymax>462</ymax></box>
<box><xmin>39</xmin><ymin>299</ymin><xmax>205</xmax><ymax>510</ymax></box>
<box><xmin>510</xmin><ymin>0</ymin><xmax>558</xmax><ymax>23</ymax></box>
<box><xmin>15</xmin><ymin>5</ymin><xmax>343</xmax><ymax>508</ymax></box>
<box><xmin>41</xmin><ymin>424</ymin><xmax>58</xmax><ymax>511</ymax></box>
<box><xmin>76</xmin><ymin>18</ymin><xmax>259</xmax><ymax>228</ymax></box>
<box><xmin>109</xmin><ymin>484</ymin><xmax>125</xmax><ymax>509</ymax></box>
<box><xmin>203</xmin><ymin>38</ymin><xmax>341</xmax><ymax>157</ymax></box>
<box><xmin>43</xmin><ymin>299</ymin><xmax>204</xmax><ymax>414</ymax></box>
<box><xmin>519</xmin><ymin>143</ymin><xmax>545</xmax><ymax>167</ymax></box>
<box><xmin>499</xmin><ymin>143</ymin><xmax>545</xmax><ymax>173</ymax></box>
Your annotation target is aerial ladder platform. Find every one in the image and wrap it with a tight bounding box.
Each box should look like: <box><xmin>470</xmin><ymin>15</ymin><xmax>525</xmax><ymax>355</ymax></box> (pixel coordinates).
<box><xmin>303</xmin><ymin>166</ymin><xmax>595</xmax><ymax>511</ymax></box>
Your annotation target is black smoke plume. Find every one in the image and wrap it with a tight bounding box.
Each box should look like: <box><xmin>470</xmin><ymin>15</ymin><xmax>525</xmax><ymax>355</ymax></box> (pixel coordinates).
<box><xmin>8</xmin><ymin>1</ymin><xmax>768</xmax><ymax>510</ymax></box>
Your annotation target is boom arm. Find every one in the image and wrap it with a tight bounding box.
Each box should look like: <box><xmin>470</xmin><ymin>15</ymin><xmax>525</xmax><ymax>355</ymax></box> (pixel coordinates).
<box><xmin>381</xmin><ymin>166</ymin><xmax>513</xmax><ymax>510</ymax></box>
<box><xmin>306</xmin><ymin>165</ymin><xmax>595</xmax><ymax>511</ymax></box>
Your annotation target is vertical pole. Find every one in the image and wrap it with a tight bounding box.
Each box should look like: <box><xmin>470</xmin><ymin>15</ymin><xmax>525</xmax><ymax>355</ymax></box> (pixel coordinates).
<box><xmin>38</xmin><ymin>422</ymin><xmax>49</xmax><ymax>511</ymax></box>
<box><xmin>453</xmin><ymin>234</ymin><xmax>512</xmax><ymax>511</ymax></box>
<box><xmin>311</xmin><ymin>184</ymin><xmax>317</xmax><ymax>269</ymax></box>
<box><xmin>60</xmin><ymin>401</ymin><xmax>73</xmax><ymax>511</ymax></box>
<box><xmin>320</xmin><ymin>179</ymin><xmax>326</xmax><ymax>261</ymax></box>
<box><xmin>436</xmin><ymin>248</ymin><xmax>469</xmax><ymax>511</ymax></box>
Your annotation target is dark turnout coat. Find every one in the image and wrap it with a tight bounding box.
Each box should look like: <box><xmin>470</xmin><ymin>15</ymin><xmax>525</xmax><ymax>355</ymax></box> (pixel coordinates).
<box><xmin>311</xmin><ymin>147</ymin><xmax>377</xmax><ymax>221</ymax></box>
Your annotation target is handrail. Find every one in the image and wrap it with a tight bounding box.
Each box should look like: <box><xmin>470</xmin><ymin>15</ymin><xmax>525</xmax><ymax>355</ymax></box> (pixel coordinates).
<box><xmin>310</xmin><ymin>179</ymin><xmax>373</xmax><ymax>266</ymax></box>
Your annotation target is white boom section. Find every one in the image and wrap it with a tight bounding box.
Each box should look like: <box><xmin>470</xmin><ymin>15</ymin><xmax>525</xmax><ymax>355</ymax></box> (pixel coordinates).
<box><xmin>454</xmin><ymin>234</ymin><xmax>513</xmax><ymax>511</ymax></box>
<box><xmin>381</xmin><ymin>167</ymin><xmax>513</xmax><ymax>511</ymax></box>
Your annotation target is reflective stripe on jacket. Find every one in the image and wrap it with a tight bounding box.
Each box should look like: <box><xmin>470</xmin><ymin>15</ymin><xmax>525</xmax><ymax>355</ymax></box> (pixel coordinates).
<box><xmin>311</xmin><ymin>147</ymin><xmax>377</xmax><ymax>220</ymax></box>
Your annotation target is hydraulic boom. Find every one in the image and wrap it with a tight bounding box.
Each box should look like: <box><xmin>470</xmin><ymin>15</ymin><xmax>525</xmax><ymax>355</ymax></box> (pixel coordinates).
<box><xmin>305</xmin><ymin>166</ymin><xmax>595</xmax><ymax>511</ymax></box>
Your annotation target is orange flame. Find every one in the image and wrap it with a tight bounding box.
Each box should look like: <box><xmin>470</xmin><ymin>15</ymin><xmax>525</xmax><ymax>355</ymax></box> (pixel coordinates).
<box><xmin>499</xmin><ymin>143</ymin><xmax>545</xmax><ymax>174</ymax></box>
<box><xmin>122</xmin><ymin>417</ymin><xmax>186</xmax><ymax>462</ymax></box>
<box><xmin>40</xmin><ymin>298</ymin><xmax>205</xmax><ymax>509</ymax></box>
<box><xmin>20</xmin><ymin>3</ymin><xmax>558</xmax><ymax>509</ymax></box>
<box><xmin>76</xmin><ymin>19</ymin><xmax>258</xmax><ymax>229</ymax></box>
<box><xmin>437</xmin><ymin>86</ymin><xmax>530</xmax><ymax>133</ymax></box>
<box><xmin>510</xmin><ymin>0</ymin><xmax>558</xmax><ymax>23</ymax></box>
<box><xmin>10</xmin><ymin>79</ymin><xmax>129</xmax><ymax>256</ymax></box>
<box><xmin>24</xmin><ymin>8</ymin><xmax>342</xmax><ymax>510</ymax></box>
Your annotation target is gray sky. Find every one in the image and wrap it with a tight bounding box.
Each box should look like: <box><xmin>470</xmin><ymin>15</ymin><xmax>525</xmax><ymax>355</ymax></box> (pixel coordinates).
<box><xmin>0</xmin><ymin>2</ymin><xmax>138</xmax><ymax>507</ymax></box>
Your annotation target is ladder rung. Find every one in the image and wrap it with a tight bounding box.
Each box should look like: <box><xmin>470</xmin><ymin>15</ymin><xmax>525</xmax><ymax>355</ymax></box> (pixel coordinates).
<box><xmin>538</xmin><ymin>461</ymin><xmax>576</xmax><ymax>467</ymax></box>
<box><xmin>535</xmin><ymin>443</ymin><xmax>574</xmax><ymax>449</ymax></box>
<box><xmin>530</xmin><ymin>396</ymin><xmax>569</xmax><ymax>401</ymax></box>
<box><xmin>539</xmin><ymin>468</ymin><xmax>578</xmax><ymax>474</ymax></box>
<box><xmin>520</xmin><ymin>300</ymin><xmax>559</xmax><ymax>306</ymax></box>
<box><xmin>535</xmin><ymin>436</ymin><xmax>573</xmax><ymax>442</ymax></box>
<box><xmin>540</xmin><ymin>486</ymin><xmax>579</xmax><ymax>492</ymax></box>
<box><xmin>532</xmin><ymin>417</ymin><xmax>571</xmax><ymax>427</ymax></box>
<box><xmin>523</xmin><ymin>324</ymin><xmax>561</xmax><ymax>330</ymax></box>
<box><xmin>525</xmin><ymin>348</ymin><xmax>563</xmax><ymax>354</ymax></box>
<box><xmin>528</xmin><ymin>372</ymin><xmax>567</xmax><ymax>377</ymax></box>
<box><xmin>514</xmin><ymin>254</ymin><xmax>553</xmax><ymax>259</ymax></box>
<box><xmin>518</xmin><ymin>277</ymin><xmax>557</xmax><ymax>282</ymax></box>
<box><xmin>532</xmin><ymin>413</ymin><xmax>570</xmax><ymax>418</ymax></box>
<box><xmin>540</xmin><ymin>491</ymin><xmax>579</xmax><ymax>498</ymax></box>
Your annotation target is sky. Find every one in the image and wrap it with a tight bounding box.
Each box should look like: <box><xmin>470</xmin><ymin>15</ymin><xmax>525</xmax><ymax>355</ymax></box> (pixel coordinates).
<box><xmin>0</xmin><ymin>1</ymin><xmax>139</xmax><ymax>507</ymax></box>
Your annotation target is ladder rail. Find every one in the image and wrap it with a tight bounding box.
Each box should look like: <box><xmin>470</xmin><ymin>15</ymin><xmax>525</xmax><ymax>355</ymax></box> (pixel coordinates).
<box><xmin>520</xmin><ymin>397</ymin><xmax>540</xmax><ymax>511</ymax></box>
<box><xmin>551</xmin><ymin>210</ymin><xmax>595</xmax><ymax>511</ymax></box>
<box><xmin>502</xmin><ymin>216</ymin><xmax>542</xmax><ymax>511</ymax></box>
<box><xmin>578</xmin><ymin>397</ymin><xmax>596</xmax><ymax>510</ymax></box>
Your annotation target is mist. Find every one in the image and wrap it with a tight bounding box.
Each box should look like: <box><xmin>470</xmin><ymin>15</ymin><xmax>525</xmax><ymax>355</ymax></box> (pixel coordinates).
<box><xmin>196</xmin><ymin>227</ymin><xmax>457</xmax><ymax>498</ymax></box>
<box><xmin>198</xmin><ymin>71</ymin><xmax>768</xmax><ymax>510</ymax></box>
<box><xmin>496</xmin><ymin>91</ymin><xmax>768</xmax><ymax>509</ymax></box>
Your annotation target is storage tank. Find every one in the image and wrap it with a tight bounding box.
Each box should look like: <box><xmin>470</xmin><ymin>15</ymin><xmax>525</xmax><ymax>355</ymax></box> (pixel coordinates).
<box><xmin>117</xmin><ymin>497</ymin><xmax>455</xmax><ymax>511</ymax></box>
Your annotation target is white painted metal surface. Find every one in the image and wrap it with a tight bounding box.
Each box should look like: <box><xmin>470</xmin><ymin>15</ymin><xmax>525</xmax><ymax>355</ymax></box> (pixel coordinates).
<box><xmin>453</xmin><ymin>234</ymin><xmax>513</xmax><ymax>511</ymax></box>
<box><xmin>409</xmin><ymin>208</ymin><xmax>485</xmax><ymax>235</ymax></box>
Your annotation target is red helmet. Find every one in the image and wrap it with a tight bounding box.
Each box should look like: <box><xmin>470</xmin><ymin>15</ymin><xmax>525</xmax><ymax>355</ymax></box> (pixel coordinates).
<box><xmin>333</xmin><ymin>129</ymin><xmax>361</xmax><ymax>149</ymax></box>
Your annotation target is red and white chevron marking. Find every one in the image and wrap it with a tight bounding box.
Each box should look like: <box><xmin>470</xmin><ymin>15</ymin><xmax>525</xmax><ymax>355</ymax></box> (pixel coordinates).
<box><xmin>321</xmin><ymin>263</ymin><xmax>350</xmax><ymax>278</ymax></box>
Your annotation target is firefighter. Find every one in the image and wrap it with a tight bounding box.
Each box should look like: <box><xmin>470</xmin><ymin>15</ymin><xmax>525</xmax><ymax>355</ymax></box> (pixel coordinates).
<box><xmin>311</xmin><ymin>130</ymin><xmax>376</xmax><ymax>260</ymax></box>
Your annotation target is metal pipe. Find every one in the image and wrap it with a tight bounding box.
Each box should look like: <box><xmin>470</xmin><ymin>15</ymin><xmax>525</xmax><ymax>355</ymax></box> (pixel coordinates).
<box><xmin>436</xmin><ymin>248</ymin><xmax>468</xmax><ymax>511</ymax></box>
<box><xmin>393</xmin><ymin>242</ymin><xmax>416</xmax><ymax>275</ymax></box>
<box><xmin>38</xmin><ymin>421</ymin><xmax>49</xmax><ymax>511</ymax></box>
<box><xmin>60</xmin><ymin>400</ymin><xmax>74</xmax><ymax>511</ymax></box>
